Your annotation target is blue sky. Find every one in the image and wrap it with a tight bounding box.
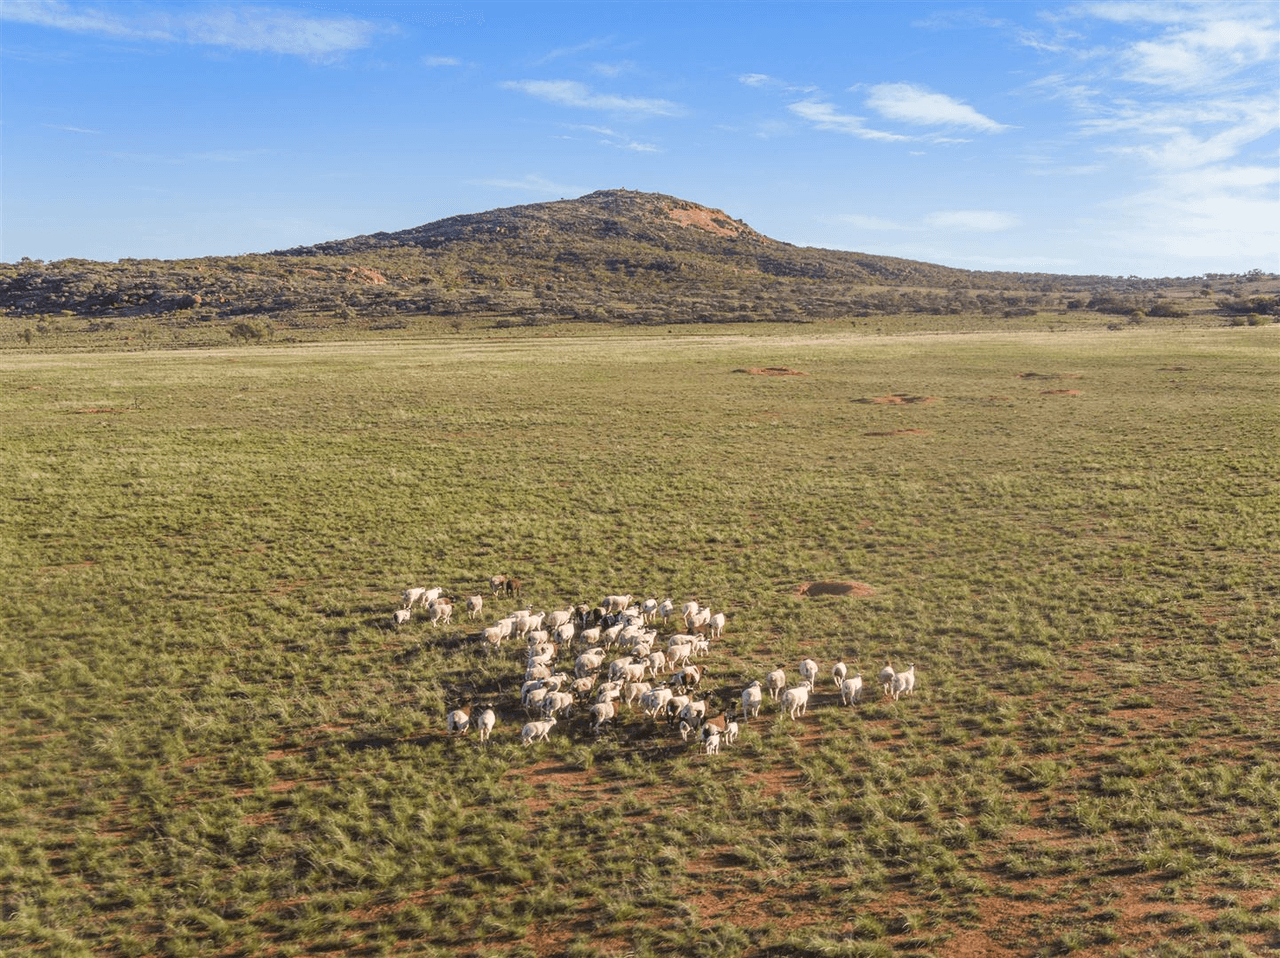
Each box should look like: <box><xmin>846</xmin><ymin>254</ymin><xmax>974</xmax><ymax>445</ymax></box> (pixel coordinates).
<box><xmin>3</xmin><ymin>1</ymin><xmax>1277</xmax><ymax>276</ymax></box>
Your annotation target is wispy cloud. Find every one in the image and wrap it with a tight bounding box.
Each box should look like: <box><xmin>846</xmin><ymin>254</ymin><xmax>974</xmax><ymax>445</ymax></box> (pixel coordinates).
<box><xmin>44</xmin><ymin>122</ymin><xmax>99</xmax><ymax>134</ymax></box>
<box><xmin>925</xmin><ymin>210</ymin><xmax>1021</xmax><ymax>232</ymax></box>
<box><xmin>788</xmin><ymin>100</ymin><xmax>909</xmax><ymax>142</ymax></box>
<box><xmin>502</xmin><ymin>79</ymin><xmax>685</xmax><ymax>117</ymax></box>
<box><xmin>468</xmin><ymin>173</ymin><xmax>584</xmax><ymax>196</ymax></box>
<box><xmin>421</xmin><ymin>55</ymin><xmax>460</xmax><ymax>68</ymax></box>
<box><xmin>590</xmin><ymin>60</ymin><xmax>636</xmax><ymax>77</ymax></box>
<box><xmin>739</xmin><ymin>73</ymin><xmax>818</xmax><ymax>95</ymax></box>
<box><xmin>1</xmin><ymin>0</ymin><xmax>380</xmax><ymax>61</ymax></box>
<box><xmin>534</xmin><ymin>36</ymin><xmax>613</xmax><ymax>66</ymax></box>
<box><xmin>864</xmin><ymin>83</ymin><xmax>1009</xmax><ymax>132</ymax></box>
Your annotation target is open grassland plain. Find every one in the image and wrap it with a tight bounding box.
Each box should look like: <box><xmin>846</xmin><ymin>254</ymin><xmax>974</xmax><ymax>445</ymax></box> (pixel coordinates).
<box><xmin>2</xmin><ymin>327</ymin><xmax>1278</xmax><ymax>957</ymax></box>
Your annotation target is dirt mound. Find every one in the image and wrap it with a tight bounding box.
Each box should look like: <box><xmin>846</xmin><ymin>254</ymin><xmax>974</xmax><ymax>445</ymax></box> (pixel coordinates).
<box><xmin>733</xmin><ymin>367</ymin><xmax>806</xmax><ymax>376</ymax></box>
<box><xmin>856</xmin><ymin>394</ymin><xmax>936</xmax><ymax>404</ymax></box>
<box><xmin>796</xmin><ymin>581</ymin><xmax>876</xmax><ymax>597</ymax></box>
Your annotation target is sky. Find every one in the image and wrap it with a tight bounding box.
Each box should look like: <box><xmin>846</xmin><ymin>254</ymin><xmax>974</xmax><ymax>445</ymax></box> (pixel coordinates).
<box><xmin>3</xmin><ymin>0</ymin><xmax>1277</xmax><ymax>277</ymax></box>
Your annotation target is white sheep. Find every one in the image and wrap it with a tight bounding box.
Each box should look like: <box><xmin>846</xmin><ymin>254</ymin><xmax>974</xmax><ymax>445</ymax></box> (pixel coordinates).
<box><xmin>681</xmin><ymin>600</ymin><xmax>700</xmax><ymax>627</ymax></box>
<box><xmin>644</xmin><ymin>650</ymin><xmax>667</xmax><ymax>679</ymax></box>
<box><xmin>523</xmin><ymin>687</ymin><xmax>549</xmax><ymax>714</ymax></box>
<box><xmin>840</xmin><ymin>674</ymin><xmax>864</xmax><ymax>705</ymax></box>
<box><xmin>799</xmin><ymin>658</ymin><xmax>820</xmax><ymax>687</ymax></box>
<box><xmin>891</xmin><ymin>663</ymin><xmax>916</xmax><ymax>701</ymax></box>
<box><xmin>702</xmin><ymin>728</ymin><xmax>721</xmax><ymax>755</ymax></box>
<box><xmin>542</xmin><ymin>690</ymin><xmax>575</xmax><ymax>718</ymax></box>
<box><xmin>427</xmin><ymin>597</ymin><xmax>453</xmax><ymax>626</ymax></box>
<box><xmin>708</xmin><ymin>612</ymin><xmax>726</xmax><ymax>639</ymax></box>
<box><xmin>879</xmin><ymin>660</ymin><xmax>896</xmax><ymax>697</ymax></box>
<box><xmin>688</xmin><ymin>607</ymin><xmax>712</xmax><ymax>633</ymax></box>
<box><xmin>656</xmin><ymin>598</ymin><xmax>675</xmax><ymax>623</ymax></box>
<box><xmin>741</xmin><ymin>681</ymin><xmax>763</xmax><ymax>719</ymax></box>
<box><xmin>402</xmin><ymin>587</ymin><xmax>427</xmax><ymax>610</ymax></box>
<box><xmin>678</xmin><ymin>699</ymin><xmax>707</xmax><ymax>730</ymax></box>
<box><xmin>465</xmin><ymin>594</ymin><xmax>484</xmax><ymax>621</ymax></box>
<box><xmin>640</xmin><ymin>686</ymin><xmax>674</xmax><ymax>717</ymax></box>
<box><xmin>625</xmin><ymin>680</ymin><xmax>652</xmax><ymax>708</ymax></box>
<box><xmin>445</xmin><ymin>707</ymin><xmax>471</xmax><ymax>734</ymax></box>
<box><xmin>489</xmin><ymin>574</ymin><xmax>508</xmax><ymax>596</ymax></box>
<box><xmin>476</xmin><ymin>707</ymin><xmax>495</xmax><ymax>743</ymax></box>
<box><xmin>521</xmin><ymin>716</ymin><xmax>557</xmax><ymax>745</ymax></box>
<box><xmin>603</xmin><ymin>594</ymin><xmax>632</xmax><ymax>615</ymax></box>
<box><xmin>724</xmin><ymin>721</ymin><xmax>739</xmax><ymax>746</ymax></box>
<box><xmin>575</xmin><ymin>649</ymin><xmax>606</xmax><ymax>678</ymax></box>
<box><xmin>570</xmin><ymin>675</ymin><xmax>597</xmax><ymax>698</ymax></box>
<box><xmin>766</xmin><ymin>667</ymin><xmax>788</xmax><ymax>702</ymax></box>
<box><xmin>579</xmin><ymin>626</ymin><xmax>603</xmax><ymax>648</ymax></box>
<box><xmin>781</xmin><ymin>680</ymin><xmax>812</xmax><ymax>720</ymax></box>
<box><xmin>554</xmin><ymin>621</ymin><xmax>575</xmax><ymax>646</ymax></box>
<box><xmin>666</xmin><ymin>641</ymin><xmax>693</xmax><ymax>669</ymax></box>
<box><xmin>589</xmin><ymin>701</ymin><xmax>615</xmax><ymax>733</ymax></box>
<box><xmin>545</xmin><ymin>606</ymin><xmax>575</xmax><ymax>631</ymax></box>
<box><xmin>639</xmin><ymin>598</ymin><xmax>659</xmax><ymax>623</ymax></box>
<box><xmin>391</xmin><ymin>608</ymin><xmax>411</xmax><ymax>629</ymax></box>
<box><xmin>832</xmin><ymin>658</ymin><xmax>848</xmax><ymax>687</ymax></box>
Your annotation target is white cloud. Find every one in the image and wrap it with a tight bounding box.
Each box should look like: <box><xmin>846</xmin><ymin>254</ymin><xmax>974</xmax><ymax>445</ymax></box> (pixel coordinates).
<box><xmin>44</xmin><ymin>123</ymin><xmax>99</xmax><ymax>134</ymax></box>
<box><xmin>865</xmin><ymin>83</ymin><xmax>1009</xmax><ymax>132</ymax></box>
<box><xmin>534</xmin><ymin>36</ymin><xmax>613</xmax><ymax>66</ymax></box>
<box><xmin>469</xmin><ymin>174</ymin><xmax>585</xmax><ymax>196</ymax></box>
<box><xmin>590</xmin><ymin>60</ymin><xmax>636</xmax><ymax>77</ymax></box>
<box><xmin>788</xmin><ymin>100</ymin><xmax>909</xmax><ymax>142</ymax></box>
<box><xmin>502</xmin><ymin>79</ymin><xmax>686</xmax><ymax>117</ymax></box>
<box><xmin>2</xmin><ymin>0</ymin><xmax>379</xmax><ymax>60</ymax></box>
<box><xmin>421</xmin><ymin>55</ymin><xmax>460</xmax><ymax>68</ymax></box>
<box><xmin>832</xmin><ymin>213</ymin><xmax>909</xmax><ymax>230</ymax></box>
<box><xmin>738</xmin><ymin>73</ymin><xmax>818</xmax><ymax>95</ymax></box>
<box><xmin>925</xmin><ymin>210</ymin><xmax>1021</xmax><ymax>232</ymax></box>
<box><xmin>1105</xmin><ymin>163</ymin><xmax>1280</xmax><ymax>269</ymax></box>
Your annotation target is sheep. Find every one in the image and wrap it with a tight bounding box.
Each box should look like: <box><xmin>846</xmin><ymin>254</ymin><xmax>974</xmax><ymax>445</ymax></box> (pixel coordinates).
<box><xmin>741</xmin><ymin>680</ymin><xmax>763</xmax><ymax>719</ymax></box>
<box><xmin>766</xmin><ymin>667</ymin><xmax>788</xmax><ymax>702</ymax></box>
<box><xmin>542</xmin><ymin>690</ymin><xmax>575</xmax><ymax>719</ymax></box>
<box><xmin>656</xmin><ymin>598</ymin><xmax>675</xmax><ymax>623</ymax></box>
<box><xmin>708</xmin><ymin>612</ymin><xmax>726</xmax><ymax>639</ymax></box>
<box><xmin>575</xmin><ymin>649</ymin><xmax>606</xmax><ymax>678</ymax></box>
<box><xmin>702</xmin><ymin>727</ymin><xmax>721</xmax><ymax>755</ymax></box>
<box><xmin>665</xmin><ymin>694</ymin><xmax>691</xmax><ymax>727</ymax></box>
<box><xmin>523</xmin><ymin>687</ymin><xmax>549</xmax><ymax>714</ymax></box>
<box><xmin>512</xmin><ymin>610</ymin><xmax>545</xmax><ymax>640</ymax></box>
<box><xmin>595</xmin><ymin>681</ymin><xmax>624</xmax><ymax>705</ymax></box>
<box><xmin>525</xmin><ymin>663</ymin><xmax>551</xmax><ymax>683</ymax></box>
<box><xmin>688</xmin><ymin>608</ymin><xmax>712</xmax><ymax>633</ymax></box>
<box><xmin>603</xmin><ymin>594</ymin><xmax>633</xmax><ymax>615</ymax></box>
<box><xmin>579</xmin><ymin>626</ymin><xmax>603</xmax><ymax>649</ymax></box>
<box><xmin>681</xmin><ymin>600</ymin><xmax>700</xmax><ymax>627</ymax></box>
<box><xmin>724</xmin><ymin>721</ymin><xmax>739</xmax><ymax>746</ymax></box>
<box><xmin>545</xmin><ymin>606</ymin><xmax>574</xmax><ymax>630</ymax></box>
<box><xmin>640</xmin><ymin>686</ymin><xmax>674</xmax><ymax>717</ymax></box>
<box><xmin>445</xmin><ymin>707</ymin><xmax>471</xmax><ymax>735</ymax></box>
<box><xmin>625</xmin><ymin>680</ymin><xmax>652</xmax><ymax>708</ymax></box>
<box><xmin>554</xmin><ymin>621</ymin><xmax>576</xmax><ymax>646</ymax></box>
<box><xmin>465</xmin><ymin>594</ymin><xmax>484</xmax><ymax>621</ymax></box>
<box><xmin>690</xmin><ymin>636</ymin><xmax>711</xmax><ymax>658</ymax></box>
<box><xmin>677</xmin><ymin>698</ymin><xmax>708</xmax><ymax>732</ymax></box>
<box><xmin>832</xmin><ymin>658</ymin><xmax>848</xmax><ymax>688</ymax></box>
<box><xmin>879</xmin><ymin>660</ymin><xmax>896</xmax><ymax>697</ymax></box>
<box><xmin>570</xmin><ymin>675</ymin><xmax>597</xmax><ymax>698</ymax></box>
<box><xmin>607</xmin><ymin>655</ymin><xmax>637</xmax><ymax>682</ymax></box>
<box><xmin>644</xmin><ymin>650</ymin><xmax>667</xmax><ymax>679</ymax></box>
<box><xmin>671</xmin><ymin>665</ymin><xmax>703</xmax><ymax>691</ymax></box>
<box><xmin>402</xmin><ymin>587</ymin><xmax>427</xmax><ymax>610</ymax></box>
<box><xmin>666</xmin><ymin>641</ymin><xmax>693</xmax><ymax>669</ymax></box>
<box><xmin>481</xmin><ymin>625</ymin><xmax>506</xmax><ymax>652</ymax></box>
<box><xmin>506</xmin><ymin>577</ymin><xmax>522</xmax><ymax>598</ymax></box>
<box><xmin>799</xmin><ymin>658</ymin><xmax>820</xmax><ymax>687</ymax></box>
<box><xmin>701</xmin><ymin>710</ymin><xmax>733</xmax><ymax>741</ymax></box>
<box><xmin>589</xmin><ymin>701</ymin><xmax>615</xmax><ymax>734</ymax></box>
<box><xmin>476</xmin><ymin>707</ymin><xmax>496</xmax><ymax>743</ymax></box>
<box><xmin>781</xmin><ymin>680</ymin><xmax>812</xmax><ymax>720</ymax></box>
<box><xmin>840</xmin><ymin>674</ymin><xmax>864</xmax><ymax>706</ymax></box>
<box><xmin>391</xmin><ymin>608</ymin><xmax>411</xmax><ymax>629</ymax></box>
<box><xmin>521</xmin><ymin>716</ymin><xmax>556</xmax><ymax>745</ymax></box>
<box><xmin>489</xmin><ymin>574</ymin><xmax>508</xmax><ymax>596</ymax></box>
<box><xmin>427</xmin><ymin>596</ymin><xmax>453</xmax><ymax>626</ymax></box>
<box><xmin>639</xmin><ymin>598</ymin><xmax>659</xmax><ymax>623</ymax></box>
<box><xmin>891</xmin><ymin>663</ymin><xmax>916</xmax><ymax>701</ymax></box>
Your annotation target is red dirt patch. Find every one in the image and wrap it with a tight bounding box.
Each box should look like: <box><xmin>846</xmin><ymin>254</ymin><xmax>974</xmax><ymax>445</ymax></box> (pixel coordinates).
<box><xmin>865</xmin><ymin>428</ymin><xmax>930</xmax><ymax>437</ymax></box>
<box><xmin>733</xmin><ymin>366</ymin><xmax>806</xmax><ymax>376</ymax></box>
<box><xmin>796</xmin><ymin>580</ymin><xmax>876</xmax><ymax>597</ymax></box>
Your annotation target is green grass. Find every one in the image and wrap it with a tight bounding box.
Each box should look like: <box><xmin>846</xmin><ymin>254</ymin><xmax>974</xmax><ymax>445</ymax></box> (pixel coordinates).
<box><xmin>2</xmin><ymin>325</ymin><xmax>1277</xmax><ymax>956</ymax></box>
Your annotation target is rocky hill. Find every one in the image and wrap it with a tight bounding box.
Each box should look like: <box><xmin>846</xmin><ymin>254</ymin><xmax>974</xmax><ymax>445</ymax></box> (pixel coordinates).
<box><xmin>2</xmin><ymin>190</ymin><xmax>1274</xmax><ymax>336</ymax></box>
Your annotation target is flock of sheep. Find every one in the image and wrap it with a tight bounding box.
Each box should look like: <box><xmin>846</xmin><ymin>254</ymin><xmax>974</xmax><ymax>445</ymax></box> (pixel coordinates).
<box><xmin>395</xmin><ymin>576</ymin><xmax>917</xmax><ymax>754</ymax></box>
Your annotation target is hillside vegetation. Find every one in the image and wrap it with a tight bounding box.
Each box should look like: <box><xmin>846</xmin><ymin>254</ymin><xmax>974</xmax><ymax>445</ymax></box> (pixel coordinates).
<box><xmin>3</xmin><ymin>190</ymin><xmax>1276</xmax><ymax>349</ymax></box>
